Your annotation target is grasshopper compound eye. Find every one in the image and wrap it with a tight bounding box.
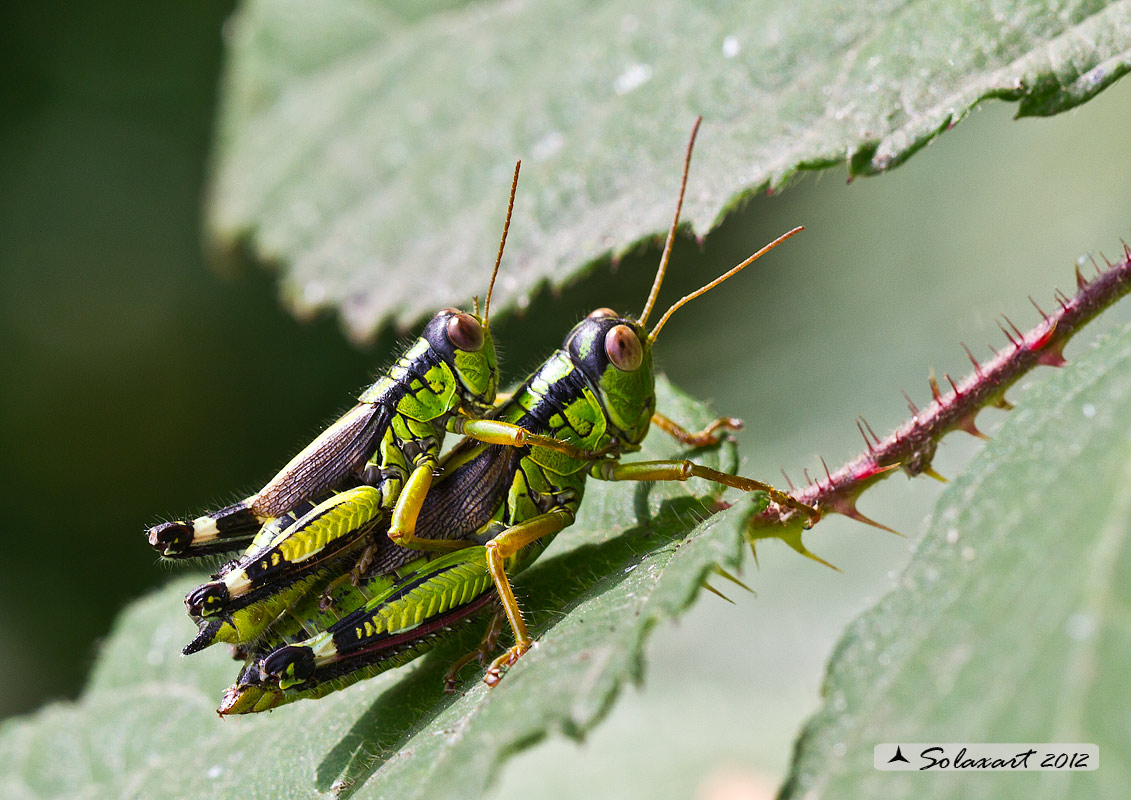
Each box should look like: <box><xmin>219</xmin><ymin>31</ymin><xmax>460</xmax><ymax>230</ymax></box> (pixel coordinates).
<box><xmin>447</xmin><ymin>312</ymin><xmax>485</xmax><ymax>352</ymax></box>
<box><xmin>604</xmin><ymin>324</ymin><xmax>643</xmax><ymax>371</ymax></box>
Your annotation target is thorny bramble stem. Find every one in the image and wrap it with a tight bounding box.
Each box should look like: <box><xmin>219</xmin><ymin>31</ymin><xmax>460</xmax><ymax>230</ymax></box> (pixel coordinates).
<box><xmin>749</xmin><ymin>242</ymin><xmax>1131</xmax><ymax>537</ymax></box>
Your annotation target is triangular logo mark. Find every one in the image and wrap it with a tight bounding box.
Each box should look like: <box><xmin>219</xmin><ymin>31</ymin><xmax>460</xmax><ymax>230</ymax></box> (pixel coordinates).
<box><xmin>887</xmin><ymin>746</ymin><xmax>909</xmax><ymax>764</ymax></box>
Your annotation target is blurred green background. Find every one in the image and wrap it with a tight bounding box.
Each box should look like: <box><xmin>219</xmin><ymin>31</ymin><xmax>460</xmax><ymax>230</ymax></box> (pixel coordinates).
<box><xmin>2</xmin><ymin>2</ymin><xmax>1130</xmax><ymax>794</ymax></box>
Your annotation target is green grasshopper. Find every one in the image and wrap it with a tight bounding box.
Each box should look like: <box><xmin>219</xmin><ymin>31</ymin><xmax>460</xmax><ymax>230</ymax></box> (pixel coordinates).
<box><xmin>244</xmin><ymin>120</ymin><xmax>820</xmax><ymax>700</ymax></box>
<box><xmin>148</xmin><ymin>164</ymin><xmax>603</xmax><ymax>653</ymax></box>
<box><xmin>216</xmin><ymin>384</ymin><xmax>755</xmax><ymax>714</ymax></box>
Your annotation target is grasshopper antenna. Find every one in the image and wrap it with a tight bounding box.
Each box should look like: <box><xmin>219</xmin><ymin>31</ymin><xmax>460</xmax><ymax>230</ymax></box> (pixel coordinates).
<box><xmin>484</xmin><ymin>160</ymin><xmax>521</xmax><ymax>325</ymax></box>
<box><xmin>649</xmin><ymin>226</ymin><xmax>804</xmax><ymax>342</ymax></box>
<box><xmin>639</xmin><ymin>116</ymin><xmax>702</xmax><ymax>327</ymax></box>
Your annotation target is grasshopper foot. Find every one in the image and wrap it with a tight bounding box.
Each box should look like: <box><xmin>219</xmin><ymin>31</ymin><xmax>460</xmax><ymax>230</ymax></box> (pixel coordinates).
<box><xmin>484</xmin><ymin>642</ymin><xmax>529</xmax><ymax>687</ymax></box>
<box><xmin>349</xmin><ymin>543</ymin><xmax>377</xmax><ymax>587</ymax></box>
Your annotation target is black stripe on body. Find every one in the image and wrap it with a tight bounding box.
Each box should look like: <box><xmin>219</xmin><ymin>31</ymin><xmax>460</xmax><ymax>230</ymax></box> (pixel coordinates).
<box><xmin>241</xmin><ymin>506</ymin><xmax>377</xmax><ymax>583</ymax></box>
<box><xmin>213</xmin><ymin>504</ymin><xmax>261</xmax><ymax>535</ymax></box>
<box><xmin>394</xmin><ymin>340</ymin><xmax>488</xmax><ymax>416</ymax></box>
<box><xmin>207</xmin><ymin>558</ymin><xmax>348</xmax><ymax>620</ymax></box>
<box><xmin>313</xmin><ymin>591</ymin><xmax>497</xmax><ymax>684</ymax></box>
<box><xmin>367</xmin><ymin>344</ymin><xmax>444</xmax><ymax>407</ymax></box>
<box><xmin>515</xmin><ymin>360</ymin><xmax>591</xmax><ymax>439</ymax></box>
<box><xmin>159</xmin><ymin>533</ymin><xmax>257</xmax><ymax>559</ymax></box>
<box><xmin>329</xmin><ymin>560</ymin><xmax>468</xmax><ymax>653</ymax></box>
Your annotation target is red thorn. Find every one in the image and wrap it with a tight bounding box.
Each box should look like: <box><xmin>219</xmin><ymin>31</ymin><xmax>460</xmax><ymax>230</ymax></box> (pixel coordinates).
<box><xmin>1054</xmin><ymin>291</ymin><xmax>1071</xmax><ymax>311</ymax></box>
<box><xmin>833</xmin><ymin>497</ymin><xmax>903</xmax><ymax>536</ymax></box>
<box><xmin>957</xmin><ymin>414</ymin><xmax>989</xmax><ymax>440</ymax></box>
<box><xmin>1075</xmin><ymin>264</ymin><xmax>1089</xmax><ymax>289</ymax></box>
<box><xmin>803</xmin><ymin>468</ymin><xmax>814</xmax><ymax>487</ymax></box>
<box><xmin>997</xmin><ymin>320</ymin><xmax>1019</xmax><ymax>347</ymax></box>
<box><xmin>856</xmin><ymin>419</ymin><xmax>875</xmax><ymax>453</ymax></box>
<box><xmin>1028</xmin><ymin>319</ymin><xmax>1058</xmax><ymax>353</ymax></box>
<box><xmin>928</xmin><ymin>372</ymin><xmax>942</xmax><ymax>403</ymax></box>
<box><xmin>1037</xmin><ymin>347</ymin><xmax>1068</xmax><ymax>368</ymax></box>
<box><xmin>988</xmin><ymin>343</ymin><xmax>999</xmax><ymax>356</ymax></box>
<box><xmin>1122</xmin><ymin>239</ymin><xmax>1130</xmax><ymax>259</ymax></box>
<box><xmin>1088</xmin><ymin>255</ymin><xmax>1103</xmax><ymax>277</ymax></box>
<box><xmin>960</xmin><ymin>342</ymin><xmax>982</xmax><ymax>375</ymax></box>
<box><xmin>854</xmin><ymin>461</ymin><xmax>901</xmax><ymax>481</ymax></box>
<box><xmin>1003</xmin><ymin>314</ymin><xmax>1024</xmax><ymax>340</ymax></box>
<box><xmin>781</xmin><ymin>468</ymin><xmax>796</xmax><ymax>492</ymax></box>
<box><xmin>1101</xmin><ymin>251</ymin><xmax>1113</xmax><ymax>268</ymax></box>
<box><xmin>945</xmin><ymin>373</ymin><xmax>961</xmax><ymax>395</ymax></box>
<box><xmin>820</xmin><ymin>456</ymin><xmax>833</xmax><ymax>483</ymax></box>
<box><xmin>901</xmin><ymin>389</ymin><xmax>919</xmax><ymax>416</ymax></box>
<box><xmin>1028</xmin><ymin>296</ymin><xmax>1049</xmax><ymax>321</ymax></box>
<box><xmin>860</xmin><ymin>415</ymin><xmax>881</xmax><ymax>443</ymax></box>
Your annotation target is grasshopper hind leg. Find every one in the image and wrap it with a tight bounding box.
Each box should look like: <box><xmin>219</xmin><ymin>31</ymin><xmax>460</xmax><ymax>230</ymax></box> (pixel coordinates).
<box><xmin>184</xmin><ymin>487</ymin><xmax>385</xmax><ymax>620</ymax></box>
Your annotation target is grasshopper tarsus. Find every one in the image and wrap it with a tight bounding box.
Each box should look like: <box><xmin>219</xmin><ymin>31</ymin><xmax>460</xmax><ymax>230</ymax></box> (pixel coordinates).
<box><xmin>484</xmin><ymin>642</ymin><xmax>531</xmax><ymax>686</ymax></box>
<box><xmin>651</xmin><ymin>412</ymin><xmax>744</xmax><ymax>448</ymax></box>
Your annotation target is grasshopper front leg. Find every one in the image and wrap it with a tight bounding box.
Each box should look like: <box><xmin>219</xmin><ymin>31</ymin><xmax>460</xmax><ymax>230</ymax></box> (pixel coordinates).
<box><xmin>590</xmin><ymin>459</ymin><xmax>821</xmax><ymax>526</ymax></box>
<box><xmin>377</xmin><ymin>419</ymin><xmax>610</xmax><ymax>555</ymax></box>
<box><xmin>383</xmin><ymin>457</ymin><xmax>474</xmax><ymax>552</ymax></box>
<box><xmin>184</xmin><ymin>486</ymin><xmax>385</xmax><ymax>622</ymax></box>
<box><xmin>447</xmin><ymin>417</ymin><xmax>619</xmax><ymax>460</ymax></box>
<box><xmin>651</xmin><ymin>411</ymin><xmax>743</xmax><ymax>447</ymax></box>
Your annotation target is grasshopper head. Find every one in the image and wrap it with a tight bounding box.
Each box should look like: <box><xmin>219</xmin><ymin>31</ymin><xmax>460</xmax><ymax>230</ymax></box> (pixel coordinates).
<box><xmin>422</xmin><ymin>307</ymin><xmax>499</xmax><ymax>414</ymax></box>
<box><xmin>565</xmin><ymin>308</ymin><xmax>656</xmax><ymax>446</ymax></box>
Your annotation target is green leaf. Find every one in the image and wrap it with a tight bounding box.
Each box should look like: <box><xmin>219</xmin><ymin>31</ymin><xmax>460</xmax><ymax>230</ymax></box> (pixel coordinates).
<box><xmin>210</xmin><ymin>0</ymin><xmax>1131</xmax><ymax>339</ymax></box>
<box><xmin>780</xmin><ymin>323</ymin><xmax>1131</xmax><ymax>799</ymax></box>
<box><xmin>0</xmin><ymin>377</ymin><xmax>766</xmax><ymax>800</ymax></box>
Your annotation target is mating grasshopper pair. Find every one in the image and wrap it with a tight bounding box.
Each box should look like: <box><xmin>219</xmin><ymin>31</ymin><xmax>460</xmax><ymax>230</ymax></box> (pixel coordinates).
<box><xmin>147</xmin><ymin>120</ymin><xmax>819</xmax><ymax>714</ymax></box>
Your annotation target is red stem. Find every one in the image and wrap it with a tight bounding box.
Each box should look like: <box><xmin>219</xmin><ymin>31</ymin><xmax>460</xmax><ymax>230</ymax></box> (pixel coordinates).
<box><xmin>749</xmin><ymin>243</ymin><xmax>1131</xmax><ymax>532</ymax></box>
